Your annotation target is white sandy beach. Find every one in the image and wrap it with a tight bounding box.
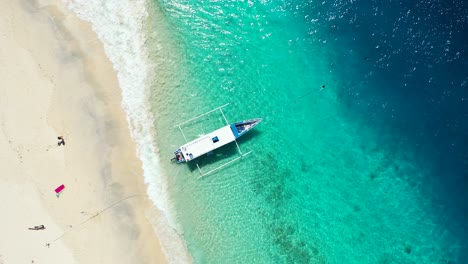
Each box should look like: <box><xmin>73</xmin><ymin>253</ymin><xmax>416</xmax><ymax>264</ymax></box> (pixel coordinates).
<box><xmin>0</xmin><ymin>0</ymin><xmax>166</xmax><ymax>263</ymax></box>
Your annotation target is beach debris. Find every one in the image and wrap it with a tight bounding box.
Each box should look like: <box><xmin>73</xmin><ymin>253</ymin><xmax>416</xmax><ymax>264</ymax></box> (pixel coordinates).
<box><xmin>57</xmin><ymin>136</ymin><xmax>65</xmax><ymax>146</ymax></box>
<box><xmin>55</xmin><ymin>184</ymin><xmax>65</xmax><ymax>197</ymax></box>
<box><xmin>28</xmin><ymin>225</ymin><xmax>45</xmax><ymax>231</ymax></box>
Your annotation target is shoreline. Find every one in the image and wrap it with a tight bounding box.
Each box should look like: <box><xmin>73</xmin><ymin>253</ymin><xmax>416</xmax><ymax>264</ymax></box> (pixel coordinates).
<box><xmin>64</xmin><ymin>0</ymin><xmax>194</xmax><ymax>262</ymax></box>
<box><xmin>0</xmin><ymin>0</ymin><xmax>166</xmax><ymax>263</ymax></box>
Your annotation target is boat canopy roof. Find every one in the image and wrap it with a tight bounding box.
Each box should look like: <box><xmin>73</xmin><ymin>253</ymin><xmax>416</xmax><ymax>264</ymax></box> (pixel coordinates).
<box><xmin>180</xmin><ymin>125</ymin><xmax>236</xmax><ymax>161</ymax></box>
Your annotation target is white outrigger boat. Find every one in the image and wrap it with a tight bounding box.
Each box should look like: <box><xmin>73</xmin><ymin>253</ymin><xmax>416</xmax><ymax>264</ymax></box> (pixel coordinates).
<box><xmin>172</xmin><ymin>103</ymin><xmax>262</xmax><ymax>177</ymax></box>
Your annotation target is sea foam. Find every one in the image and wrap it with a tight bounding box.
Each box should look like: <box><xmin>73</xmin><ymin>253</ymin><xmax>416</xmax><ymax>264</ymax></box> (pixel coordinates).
<box><xmin>63</xmin><ymin>0</ymin><xmax>190</xmax><ymax>262</ymax></box>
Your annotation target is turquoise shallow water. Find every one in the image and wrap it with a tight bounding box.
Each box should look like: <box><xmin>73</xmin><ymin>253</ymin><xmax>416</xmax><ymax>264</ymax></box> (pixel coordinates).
<box><xmin>146</xmin><ymin>0</ymin><xmax>467</xmax><ymax>263</ymax></box>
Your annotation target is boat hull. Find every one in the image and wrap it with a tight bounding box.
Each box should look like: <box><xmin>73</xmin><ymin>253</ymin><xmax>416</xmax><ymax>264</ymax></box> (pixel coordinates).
<box><xmin>230</xmin><ymin>118</ymin><xmax>263</xmax><ymax>139</ymax></box>
<box><xmin>173</xmin><ymin>118</ymin><xmax>262</xmax><ymax>163</ymax></box>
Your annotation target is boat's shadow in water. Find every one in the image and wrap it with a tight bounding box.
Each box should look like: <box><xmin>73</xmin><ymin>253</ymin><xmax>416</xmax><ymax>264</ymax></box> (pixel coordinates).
<box><xmin>187</xmin><ymin>130</ymin><xmax>261</xmax><ymax>173</ymax></box>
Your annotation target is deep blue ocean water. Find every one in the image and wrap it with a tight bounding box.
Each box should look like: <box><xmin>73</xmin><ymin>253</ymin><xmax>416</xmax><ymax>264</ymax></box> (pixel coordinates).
<box><xmin>147</xmin><ymin>0</ymin><xmax>467</xmax><ymax>262</ymax></box>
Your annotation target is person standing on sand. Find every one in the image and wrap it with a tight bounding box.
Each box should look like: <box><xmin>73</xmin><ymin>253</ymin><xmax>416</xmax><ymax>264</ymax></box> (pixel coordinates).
<box><xmin>57</xmin><ymin>136</ymin><xmax>65</xmax><ymax>146</ymax></box>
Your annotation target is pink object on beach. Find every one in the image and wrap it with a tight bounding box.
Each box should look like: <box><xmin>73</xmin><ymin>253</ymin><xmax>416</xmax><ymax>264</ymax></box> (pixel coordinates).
<box><xmin>55</xmin><ymin>184</ymin><xmax>65</xmax><ymax>194</ymax></box>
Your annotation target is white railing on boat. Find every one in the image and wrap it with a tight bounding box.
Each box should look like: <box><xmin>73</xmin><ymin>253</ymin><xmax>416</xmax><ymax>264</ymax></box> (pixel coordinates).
<box><xmin>174</xmin><ymin>103</ymin><xmax>252</xmax><ymax>178</ymax></box>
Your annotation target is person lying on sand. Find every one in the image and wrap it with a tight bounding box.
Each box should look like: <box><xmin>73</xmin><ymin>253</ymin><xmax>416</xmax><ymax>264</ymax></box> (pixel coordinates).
<box><xmin>28</xmin><ymin>225</ymin><xmax>45</xmax><ymax>230</ymax></box>
<box><xmin>57</xmin><ymin>136</ymin><xmax>65</xmax><ymax>146</ymax></box>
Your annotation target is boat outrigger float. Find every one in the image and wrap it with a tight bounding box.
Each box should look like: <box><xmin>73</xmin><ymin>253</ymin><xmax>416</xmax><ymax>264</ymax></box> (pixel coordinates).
<box><xmin>172</xmin><ymin>103</ymin><xmax>262</xmax><ymax>177</ymax></box>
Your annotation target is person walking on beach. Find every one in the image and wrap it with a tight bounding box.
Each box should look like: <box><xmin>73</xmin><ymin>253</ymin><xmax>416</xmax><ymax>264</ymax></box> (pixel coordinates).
<box><xmin>57</xmin><ymin>136</ymin><xmax>65</xmax><ymax>146</ymax></box>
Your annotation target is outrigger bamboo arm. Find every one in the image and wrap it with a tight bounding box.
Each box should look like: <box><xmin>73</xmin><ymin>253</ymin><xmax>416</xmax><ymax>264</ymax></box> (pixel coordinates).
<box><xmin>197</xmin><ymin>151</ymin><xmax>253</xmax><ymax>178</ymax></box>
<box><xmin>174</xmin><ymin>103</ymin><xmax>230</xmax><ymax>128</ymax></box>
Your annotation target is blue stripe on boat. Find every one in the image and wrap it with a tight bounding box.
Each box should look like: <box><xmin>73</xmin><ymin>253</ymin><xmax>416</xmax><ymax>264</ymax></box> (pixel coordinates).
<box><xmin>230</xmin><ymin>124</ymin><xmax>239</xmax><ymax>139</ymax></box>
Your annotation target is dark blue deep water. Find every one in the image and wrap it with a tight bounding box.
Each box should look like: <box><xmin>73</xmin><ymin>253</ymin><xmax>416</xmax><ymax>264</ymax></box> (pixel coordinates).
<box><xmin>315</xmin><ymin>0</ymin><xmax>468</xmax><ymax>240</ymax></box>
<box><xmin>321</xmin><ymin>0</ymin><xmax>468</xmax><ymax>260</ymax></box>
